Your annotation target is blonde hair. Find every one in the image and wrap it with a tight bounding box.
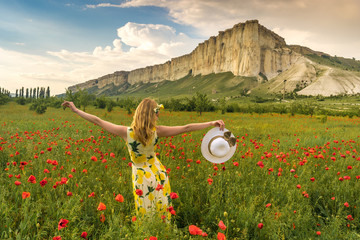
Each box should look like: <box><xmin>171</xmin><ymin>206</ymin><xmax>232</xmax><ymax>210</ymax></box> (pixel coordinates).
<box><xmin>131</xmin><ymin>98</ymin><xmax>158</xmax><ymax>146</ymax></box>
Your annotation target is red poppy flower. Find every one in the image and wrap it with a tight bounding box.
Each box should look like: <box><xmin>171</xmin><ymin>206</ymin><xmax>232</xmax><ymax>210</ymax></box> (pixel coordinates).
<box><xmin>149</xmin><ymin>237</ymin><xmax>157</xmax><ymax>240</ymax></box>
<box><xmin>97</xmin><ymin>202</ymin><xmax>106</xmax><ymax>211</ymax></box>
<box><xmin>347</xmin><ymin>215</ymin><xmax>354</xmax><ymax>221</ymax></box>
<box><xmin>257</xmin><ymin>161</ymin><xmax>264</xmax><ymax>168</ymax></box>
<box><xmin>53</xmin><ymin>236</ymin><xmax>61</xmax><ymax>240</ymax></box>
<box><xmin>115</xmin><ymin>194</ymin><xmax>124</xmax><ymax>202</ymax></box>
<box><xmin>58</xmin><ymin>219</ymin><xmax>69</xmax><ymax>230</ymax></box>
<box><xmin>344</xmin><ymin>202</ymin><xmax>349</xmax><ymax>207</ymax></box>
<box><xmin>217</xmin><ymin>232</ymin><xmax>226</xmax><ymax>240</ymax></box>
<box><xmin>189</xmin><ymin>225</ymin><xmax>202</xmax><ymax>235</ymax></box>
<box><xmin>135</xmin><ymin>189</ymin><xmax>143</xmax><ymax>196</ymax></box>
<box><xmin>266</xmin><ymin>203</ymin><xmax>272</xmax><ymax>208</ymax></box>
<box><xmin>100</xmin><ymin>213</ymin><xmax>105</xmax><ymax>222</ymax></box>
<box><xmin>91</xmin><ymin>156</ymin><xmax>97</xmax><ymax>162</ymax></box>
<box><xmin>88</xmin><ymin>192</ymin><xmax>95</xmax><ymax>198</ymax></box>
<box><xmin>39</xmin><ymin>179</ymin><xmax>48</xmax><ymax>187</ymax></box>
<box><xmin>218</xmin><ymin>220</ymin><xmax>226</xmax><ymax>230</ymax></box>
<box><xmin>15</xmin><ymin>181</ymin><xmax>21</xmax><ymax>186</ymax></box>
<box><xmin>22</xmin><ymin>192</ymin><xmax>30</xmax><ymax>199</ymax></box>
<box><xmin>170</xmin><ymin>192</ymin><xmax>179</xmax><ymax>199</ymax></box>
<box><xmin>28</xmin><ymin>175</ymin><xmax>36</xmax><ymax>183</ymax></box>
<box><xmin>80</xmin><ymin>231</ymin><xmax>88</xmax><ymax>239</ymax></box>
<box><xmin>258</xmin><ymin>223</ymin><xmax>264</xmax><ymax>229</ymax></box>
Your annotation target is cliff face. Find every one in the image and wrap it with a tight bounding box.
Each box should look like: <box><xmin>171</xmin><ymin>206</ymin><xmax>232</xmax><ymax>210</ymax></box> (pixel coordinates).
<box><xmin>69</xmin><ymin>20</ymin><xmax>300</xmax><ymax>92</ymax></box>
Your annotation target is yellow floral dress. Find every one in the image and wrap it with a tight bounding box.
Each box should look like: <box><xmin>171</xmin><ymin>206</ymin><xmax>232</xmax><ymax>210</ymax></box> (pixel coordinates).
<box><xmin>126</xmin><ymin>127</ymin><xmax>172</xmax><ymax>219</ymax></box>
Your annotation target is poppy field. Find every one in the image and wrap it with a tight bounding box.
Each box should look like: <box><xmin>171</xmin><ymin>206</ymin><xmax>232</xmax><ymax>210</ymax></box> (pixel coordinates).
<box><xmin>1</xmin><ymin>101</ymin><xmax>360</xmax><ymax>239</ymax></box>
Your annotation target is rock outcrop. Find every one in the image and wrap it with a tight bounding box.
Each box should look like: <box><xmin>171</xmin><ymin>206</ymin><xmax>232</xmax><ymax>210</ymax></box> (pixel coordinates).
<box><xmin>68</xmin><ymin>20</ymin><xmax>300</xmax><ymax>92</ymax></box>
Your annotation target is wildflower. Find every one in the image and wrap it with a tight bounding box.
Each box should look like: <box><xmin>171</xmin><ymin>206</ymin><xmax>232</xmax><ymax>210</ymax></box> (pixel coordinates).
<box><xmin>28</xmin><ymin>175</ymin><xmax>36</xmax><ymax>184</ymax></box>
<box><xmin>217</xmin><ymin>232</ymin><xmax>226</xmax><ymax>240</ymax></box>
<box><xmin>344</xmin><ymin>202</ymin><xmax>350</xmax><ymax>207</ymax></box>
<box><xmin>258</xmin><ymin>223</ymin><xmax>264</xmax><ymax>229</ymax></box>
<box><xmin>218</xmin><ymin>220</ymin><xmax>226</xmax><ymax>230</ymax></box>
<box><xmin>22</xmin><ymin>192</ymin><xmax>30</xmax><ymax>199</ymax></box>
<box><xmin>266</xmin><ymin>203</ymin><xmax>272</xmax><ymax>208</ymax></box>
<box><xmin>170</xmin><ymin>192</ymin><xmax>179</xmax><ymax>199</ymax></box>
<box><xmin>80</xmin><ymin>232</ymin><xmax>88</xmax><ymax>239</ymax></box>
<box><xmin>39</xmin><ymin>179</ymin><xmax>48</xmax><ymax>187</ymax></box>
<box><xmin>97</xmin><ymin>202</ymin><xmax>106</xmax><ymax>211</ymax></box>
<box><xmin>189</xmin><ymin>225</ymin><xmax>202</xmax><ymax>235</ymax></box>
<box><xmin>100</xmin><ymin>213</ymin><xmax>105</xmax><ymax>222</ymax></box>
<box><xmin>58</xmin><ymin>219</ymin><xmax>69</xmax><ymax>230</ymax></box>
<box><xmin>257</xmin><ymin>161</ymin><xmax>264</xmax><ymax>168</ymax></box>
<box><xmin>115</xmin><ymin>194</ymin><xmax>124</xmax><ymax>202</ymax></box>
<box><xmin>15</xmin><ymin>181</ymin><xmax>21</xmax><ymax>186</ymax></box>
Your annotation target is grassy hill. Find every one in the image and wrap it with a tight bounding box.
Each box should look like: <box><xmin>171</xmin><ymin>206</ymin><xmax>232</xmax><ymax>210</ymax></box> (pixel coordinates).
<box><xmin>105</xmin><ymin>72</ymin><xmax>258</xmax><ymax>100</ymax></box>
<box><xmin>305</xmin><ymin>54</ymin><xmax>360</xmax><ymax>71</ymax></box>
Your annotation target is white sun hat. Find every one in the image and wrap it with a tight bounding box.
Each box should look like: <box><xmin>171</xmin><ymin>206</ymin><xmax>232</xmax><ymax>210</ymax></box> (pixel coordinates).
<box><xmin>201</xmin><ymin>127</ymin><xmax>237</xmax><ymax>164</ymax></box>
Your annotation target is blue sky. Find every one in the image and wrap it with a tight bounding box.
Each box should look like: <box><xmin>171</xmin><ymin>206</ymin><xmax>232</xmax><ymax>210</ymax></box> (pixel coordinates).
<box><xmin>1</xmin><ymin>0</ymin><xmax>359</xmax><ymax>95</ymax></box>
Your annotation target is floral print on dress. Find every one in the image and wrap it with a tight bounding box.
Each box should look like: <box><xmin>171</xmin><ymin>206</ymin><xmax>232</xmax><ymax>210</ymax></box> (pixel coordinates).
<box><xmin>126</xmin><ymin>127</ymin><xmax>172</xmax><ymax>219</ymax></box>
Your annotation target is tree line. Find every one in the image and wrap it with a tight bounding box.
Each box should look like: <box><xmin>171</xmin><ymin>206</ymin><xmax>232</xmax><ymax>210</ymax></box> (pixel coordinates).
<box><xmin>15</xmin><ymin>86</ymin><xmax>50</xmax><ymax>99</ymax></box>
<box><xmin>3</xmin><ymin>86</ymin><xmax>360</xmax><ymax>119</ymax></box>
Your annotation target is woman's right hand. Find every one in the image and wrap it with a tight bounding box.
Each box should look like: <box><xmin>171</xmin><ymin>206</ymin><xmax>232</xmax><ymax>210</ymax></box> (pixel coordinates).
<box><xmin>211</xmin><ymin>120</ymin><xmax>225</xmax><ymax>131</ymax></box>
<box><xmin>62</xmin><ymin>101</ymin><xmax>78</xmax><ymax>112</ymax></box>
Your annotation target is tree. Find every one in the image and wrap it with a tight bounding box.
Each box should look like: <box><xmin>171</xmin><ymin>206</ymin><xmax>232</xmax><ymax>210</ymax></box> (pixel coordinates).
<box><xmin>195</xmin><ymin>92</ymin><xmax>210</xmax><ymax>116</ymax></box>
<box><xmin>78</xmin><ymin>89</ymin><xmax>95</xmax><ymax>111</ymax></box>
<box><xmin>219</xmin><ymin>97</ymin><xmax>227</xmax><ymax>114</ymax></box>
<box><xmin>46</xmin><ymin>86</ymin><xmax>50</xmax><ymax>98</ymax></box>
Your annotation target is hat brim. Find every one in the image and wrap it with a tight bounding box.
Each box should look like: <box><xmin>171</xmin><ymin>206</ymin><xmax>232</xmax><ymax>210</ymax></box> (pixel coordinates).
<box><xmin>201</xmin><ymin>127</ymin><xmax>237</xmax><ymax>164</ymax></box>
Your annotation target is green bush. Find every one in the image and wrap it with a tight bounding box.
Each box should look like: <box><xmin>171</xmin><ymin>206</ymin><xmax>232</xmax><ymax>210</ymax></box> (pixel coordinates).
<box><xmin>29</xmin><ymin>99</ymin><xmax>47</xmax><ymax>114</ymax></box>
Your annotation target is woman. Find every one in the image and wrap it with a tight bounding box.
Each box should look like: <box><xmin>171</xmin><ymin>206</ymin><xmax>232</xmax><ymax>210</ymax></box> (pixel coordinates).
<box><xmin>62</xmin><ymin>98</ymin><xmax>225</xmax><ymax>220</ymax></box>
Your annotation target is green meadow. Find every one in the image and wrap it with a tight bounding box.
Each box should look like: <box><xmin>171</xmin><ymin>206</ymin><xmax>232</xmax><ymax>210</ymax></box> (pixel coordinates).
<box><xmin>1</xmin><ymin>101</ymin><xmax>360</xmax><ymax>239</ymax></box>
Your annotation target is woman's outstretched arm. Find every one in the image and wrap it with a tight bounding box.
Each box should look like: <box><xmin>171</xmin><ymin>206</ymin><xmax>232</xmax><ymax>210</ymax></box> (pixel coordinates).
<box><xmin>62</xmin><ymin>101</ymin><xmax>127</xmax><ymax>140</ymax></box>
<box><xmin>156</xmin><ymin>120</ymin><xmax>225</xmax><ymax>138</ymax></box>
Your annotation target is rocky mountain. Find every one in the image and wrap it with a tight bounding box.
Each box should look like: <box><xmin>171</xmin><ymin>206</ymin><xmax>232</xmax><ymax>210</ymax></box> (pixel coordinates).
<box><xmin>68</xmin><ymin>20</ymin><xmax>360</xmax><ymax>97</ymax></box>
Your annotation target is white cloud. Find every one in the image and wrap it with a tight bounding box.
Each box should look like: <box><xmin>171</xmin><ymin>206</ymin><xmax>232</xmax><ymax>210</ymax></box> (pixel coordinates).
<box><xmin>93</xmin><ymin>0</ymin><xmax>360</xmax><ymax>59</ymax></box>
<box><xmin>272</xmin><ymin>28</ymin><xmax>313</xmax><ymax>46</ymax></box>
<box><xmin>0</xmin><ymin>22</ymin><xmax>200</xmax><ymax>95</ymax></box>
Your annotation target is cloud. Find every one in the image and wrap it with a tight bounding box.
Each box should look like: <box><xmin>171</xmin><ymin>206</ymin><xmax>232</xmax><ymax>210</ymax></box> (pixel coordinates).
<box><xmin>91</xmin><ymin>0</ymin><xmax>360</xmax><ymax>59</ymax></box>
<box><xmin>0</xmin><ymin>22</ymin><xmax>200</xmax><ymax>95</ymax></box>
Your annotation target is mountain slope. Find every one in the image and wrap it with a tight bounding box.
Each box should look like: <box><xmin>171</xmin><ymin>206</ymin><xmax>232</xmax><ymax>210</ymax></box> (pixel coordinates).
<box><xmin>67</xmin><ymin>20</ymin><xmax>360</xmax><ymax>98</ymax></box>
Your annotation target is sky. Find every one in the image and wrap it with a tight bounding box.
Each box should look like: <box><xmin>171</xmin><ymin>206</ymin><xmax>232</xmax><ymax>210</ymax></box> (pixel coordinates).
<box><xmin>1</xmin><ymin>0</ymin><xmax>359</xmax><ymax>96</ymax></box>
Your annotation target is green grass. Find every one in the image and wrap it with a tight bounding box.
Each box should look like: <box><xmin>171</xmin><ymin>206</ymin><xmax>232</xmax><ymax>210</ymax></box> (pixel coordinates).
<box><xmin>103</xmin><ymin>72</ymin><xmax>258</xmax><ymax>100</ymax></box>
<box><xmin>305</xmin><ymin>54</ymin><xmax>360</xmax><ymax>72</ymax></box>
<box><xmin>1</xmin><ymin>102</ymin><xmax>360</xmax><ymax>239</ymax></box>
